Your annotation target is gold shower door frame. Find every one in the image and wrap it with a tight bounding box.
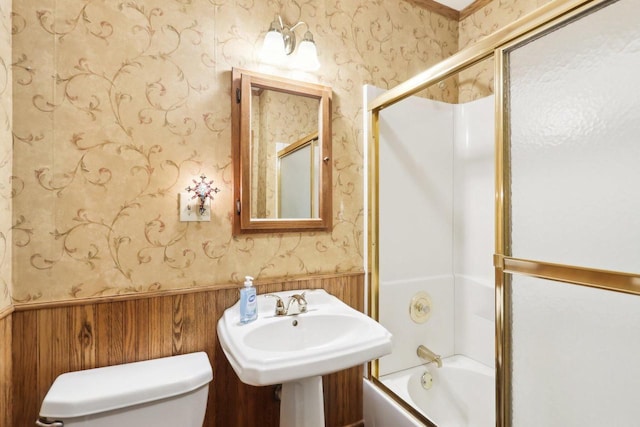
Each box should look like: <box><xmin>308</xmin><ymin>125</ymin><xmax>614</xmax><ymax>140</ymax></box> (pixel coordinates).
<box><xmin>367</xmin><ymin>0</ymin><xmax>640</xmax><ymax>426</ymax></box>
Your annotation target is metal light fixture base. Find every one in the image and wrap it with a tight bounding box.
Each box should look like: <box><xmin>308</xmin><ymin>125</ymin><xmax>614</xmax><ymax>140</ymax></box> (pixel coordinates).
<box><xmin>281</xmin><ymin>27</ymin><xmax>296</xmax><ymax>56</ymax></box>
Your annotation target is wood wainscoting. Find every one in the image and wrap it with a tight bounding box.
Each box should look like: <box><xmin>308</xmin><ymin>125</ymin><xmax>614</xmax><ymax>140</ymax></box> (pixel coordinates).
<box><xmin>1</xmin><ymin>309</ymin><xmax>12</xmax><ymax>427</ymax></box>
<box><xmin>10</xmin><ymin>273</ymin><xmax>364</xmax><ymax>427</ymax></box>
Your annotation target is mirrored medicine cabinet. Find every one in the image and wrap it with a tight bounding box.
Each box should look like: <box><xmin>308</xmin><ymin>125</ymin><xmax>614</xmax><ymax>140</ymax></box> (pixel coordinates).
<box><xmin>231</xmin><ymin>68</ymin><xmax>332</xmax><ymax>234</ymax></box>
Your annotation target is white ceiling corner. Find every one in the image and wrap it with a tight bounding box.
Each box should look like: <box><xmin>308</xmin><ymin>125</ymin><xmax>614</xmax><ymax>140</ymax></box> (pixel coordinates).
<box><xmin>437</xmin><ymin>0</ymin><xmax>476</xmax><ymax>11</ymax></box>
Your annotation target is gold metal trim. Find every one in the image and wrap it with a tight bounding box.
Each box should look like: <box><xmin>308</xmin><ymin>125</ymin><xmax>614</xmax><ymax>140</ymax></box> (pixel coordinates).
<box><xmin>503</xmin><ymin>258</ymin><xmax>640</xmax><ymax>296</ymax></box>
<box><xmin>370</xmin><ymin>377</ymin><xmax>438</xmax><ymax>427</ymax></box>
<box><xmin>498</xmin><ymin>0</ymin><xmax>612</xmax><ymax>56</ymax></box>
<box><xmin>494</xmin><ymin>48</ymin><xmax>509</xmax><ymax>259</ymax></box>
<box><xmin>493</xmin><ymin>3</ymin><xmax>615</xmax><ymax>426</ymax></box>
<box><xmin>368</xmin><ymin>108</ymin><xmax>381</xmax><ymax>379</ymax></box>
<box><xmin>276</xmin><ymin>131</ymin><xmax>319</xmax><ymax>158</ymax></box>
<box><xmin>494</xmin><ymin>269</ymin><xmax>512</xmax><ymax>427</ymax></box>
<box><xmin>368</xmin><ymin>0</ymin><xmax>605</xmax><ymax>113</ymax></box>
<box><xmin>367</xmin><ymin>1</ymin><xmax>624</xmax><ymax>427</ymax></box>
<box><xmin>494</xmin><ymin>46</ymin><xmax>512</xmax><ymax>427</ymax></box>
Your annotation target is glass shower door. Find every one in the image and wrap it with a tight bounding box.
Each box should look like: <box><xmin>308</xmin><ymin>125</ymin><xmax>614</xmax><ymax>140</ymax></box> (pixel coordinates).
<box><xmin>500</xmin><ymin>0</ymin><xmax>640</xmax><ymax>425</ymax></box>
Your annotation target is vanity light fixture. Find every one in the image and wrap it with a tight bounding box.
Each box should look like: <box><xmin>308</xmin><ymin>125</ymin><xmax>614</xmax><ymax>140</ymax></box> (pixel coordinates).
<box><xmin>186</xmin><ymin>175</ymin><xmax>220</xmax><ymax>215</ymax></box>
<box><xmin>260</xmin><ymin>15</ymin><xmax>320</xmax><ymax>71</ymax></box>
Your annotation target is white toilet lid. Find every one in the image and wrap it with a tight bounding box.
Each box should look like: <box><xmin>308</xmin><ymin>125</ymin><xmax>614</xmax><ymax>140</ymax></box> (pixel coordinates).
<box><xmin>39</xmin><ymin>352</ymin><xmax>213</xmax><ymax>418</ymax></box>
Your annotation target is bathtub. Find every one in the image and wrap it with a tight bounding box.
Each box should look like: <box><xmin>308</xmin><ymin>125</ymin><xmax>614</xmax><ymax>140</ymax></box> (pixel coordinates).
<box><xmin>364</xmin><ymin>355</ymin><xmax>495</xmax><ymax>427</ymax></box>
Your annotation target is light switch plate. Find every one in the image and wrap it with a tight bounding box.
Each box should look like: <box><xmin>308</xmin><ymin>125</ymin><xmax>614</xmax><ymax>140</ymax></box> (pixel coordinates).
<box><xmin>179</xmin><ymin>193</ymin><xmax>211</xmax><ymax>222</ymax></box>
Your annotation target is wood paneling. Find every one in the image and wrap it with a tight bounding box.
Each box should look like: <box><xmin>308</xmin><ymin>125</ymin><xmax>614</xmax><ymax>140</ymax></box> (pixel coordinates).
<box><xmin>1</xmin><ymin>313</ymin><xmax>12</xmax><ymax>427</ymax></box>
<box><xmin>11</xmin><ymin>273</ymin><xmax>365</xmax><ymax>427</ymax></box>
<box><xmin>460</xmin><ymin>0</ymin><xmax>494</xmax><ymax>20</ymax></box>
<box><xmin>408</xmin><ymin>0</ymin><xmax>460</xmax><ymax>20</ymax></box>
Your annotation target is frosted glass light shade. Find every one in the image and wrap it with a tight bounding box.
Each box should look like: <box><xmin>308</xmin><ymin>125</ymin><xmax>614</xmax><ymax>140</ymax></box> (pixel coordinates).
<box><xmin>295</xmin><ymin>39</ymin><xmax>320</xmax><ymax>71</ymax></box>
<box><xmin>261</xmin><ymin>30</ymin><xmax>286</xmax><ymax>64</ymax></box>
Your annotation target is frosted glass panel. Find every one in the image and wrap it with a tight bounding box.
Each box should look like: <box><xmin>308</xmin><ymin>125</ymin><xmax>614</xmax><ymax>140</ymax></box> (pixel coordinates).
<box><xmin>511</xmin><ymin>275</ymin><xmax>640</xmax><ymax>427</ymax></box>
<box><xmin>508</xmin><ymin>0</ymin><xmax>640</xmax><ymax>273</ymax></box>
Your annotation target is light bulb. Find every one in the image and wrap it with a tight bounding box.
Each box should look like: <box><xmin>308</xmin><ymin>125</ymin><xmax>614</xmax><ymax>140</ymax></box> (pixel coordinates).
<box><xmin>261</xmin><ymin>29</ymin><xmax>286</xmax><ymax>65</ymax></box>
<box><xmin>294</xmin><ymin>31</ymin><xmax>320</xmax><ymax>71</ymax></box>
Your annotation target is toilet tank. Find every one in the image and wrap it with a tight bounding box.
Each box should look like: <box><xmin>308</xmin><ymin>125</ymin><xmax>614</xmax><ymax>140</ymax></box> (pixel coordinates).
<box><xmin>37</xmin><ymin>352</ymin><xmax>213</xmax><ymax>427</ymax></box>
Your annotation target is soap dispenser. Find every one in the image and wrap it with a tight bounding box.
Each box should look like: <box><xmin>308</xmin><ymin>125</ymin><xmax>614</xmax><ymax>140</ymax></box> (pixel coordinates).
<box><xmin>239</xmin><ymin>276</ymin><xmax>258</xmax><ymax>324</ymax></box>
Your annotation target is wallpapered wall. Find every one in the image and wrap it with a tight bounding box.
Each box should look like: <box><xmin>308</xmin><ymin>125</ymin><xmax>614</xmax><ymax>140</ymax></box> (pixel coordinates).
<box><xmin>10</xmin><ymin>0</ymin><xmax>458</xmax><ymax>304</ymax></box>
<box><xmin>4</xmin><ymin>0</ymin><xmax>555</xmax><ymax>306</ymax></box>
<box><xmin>0</xmin><ymin>0</ymin><xmax>12</xmax><ymax>312</ymax></box>
<box><xmin>458</xmin><ymin>0</ymin><xmax>553</xmax><ymax>102</ymax></box>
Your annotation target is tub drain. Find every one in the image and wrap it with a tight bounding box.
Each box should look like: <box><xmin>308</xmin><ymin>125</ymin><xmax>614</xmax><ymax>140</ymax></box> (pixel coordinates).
<box><xmin>421</xmin><ymin>371</ymin><xmax>433</xmax><ymax>390</ymax></box>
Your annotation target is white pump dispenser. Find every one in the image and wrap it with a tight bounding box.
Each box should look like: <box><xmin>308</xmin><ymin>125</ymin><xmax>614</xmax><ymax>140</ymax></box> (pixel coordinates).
<box><xmin>239</xmin><ymin>276</ymin><xmax>257</xmax><ymax>324</ymax></box>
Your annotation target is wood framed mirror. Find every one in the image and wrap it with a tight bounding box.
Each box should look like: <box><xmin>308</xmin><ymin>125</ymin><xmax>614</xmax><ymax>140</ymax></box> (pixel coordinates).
<box><xmin>231</xmin><ymin>68</ymin><xmax>332</xmax><ymax>234</ymax></box>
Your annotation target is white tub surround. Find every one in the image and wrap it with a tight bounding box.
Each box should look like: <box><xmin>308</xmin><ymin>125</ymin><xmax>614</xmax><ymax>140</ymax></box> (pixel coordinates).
<box><xmin>364</xmin><ymin>85</ymin><xmax>495</xmax><ymax>426</ymax></box>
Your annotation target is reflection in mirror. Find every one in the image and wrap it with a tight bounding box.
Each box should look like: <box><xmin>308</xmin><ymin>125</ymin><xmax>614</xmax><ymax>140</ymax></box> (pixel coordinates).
<box><xmin>231</xmin><ymin>68</ymin><xmax>332</xmax><ymax>234</ymax></box>
<box><xmin>250</xmin><ymin>89</ymin><xmax>319</xmax><ymax>219</ymax></box>
<box><xmin>278</xmin><ymin>132</ymin><xmax>319</xmax><ymax>219</ymax></box>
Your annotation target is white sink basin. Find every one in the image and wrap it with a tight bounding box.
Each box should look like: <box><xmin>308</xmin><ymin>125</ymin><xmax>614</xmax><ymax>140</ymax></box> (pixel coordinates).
<box><xmin>244</xmin><ymin>313</ymin><xmax>366</xmax><ymax>352</ymax></box>
<box><xmin>217</xmin><ymin>289</ymin><xmax>393</xmax><ymax>386</ymax></box>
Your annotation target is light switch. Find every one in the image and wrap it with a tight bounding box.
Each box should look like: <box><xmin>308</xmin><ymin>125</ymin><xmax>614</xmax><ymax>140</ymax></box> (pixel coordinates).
<box><xmin>179</xmin><ymin>193</ymin><xmax>211</xmax><ymax>222</ymax></box>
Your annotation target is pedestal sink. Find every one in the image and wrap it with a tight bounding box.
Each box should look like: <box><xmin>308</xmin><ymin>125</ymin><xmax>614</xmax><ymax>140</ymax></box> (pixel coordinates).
<box><xmin>217</xmin><ymin>289</ymin><xmax>392</xmax><ymax>427</ymax></box>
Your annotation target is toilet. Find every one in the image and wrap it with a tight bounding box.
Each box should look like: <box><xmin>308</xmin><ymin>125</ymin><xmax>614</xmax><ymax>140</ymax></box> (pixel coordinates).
<box><xmin>36</xmin><ymin>352</ymin><xmax>213</xmax><ymax>427</ymax></box>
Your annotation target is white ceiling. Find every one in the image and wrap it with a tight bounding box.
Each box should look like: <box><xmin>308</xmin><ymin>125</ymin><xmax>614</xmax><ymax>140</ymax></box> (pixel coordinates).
<box><xmin>437</xmin><ymin>0</ymin><xmax>476</xmax><ymax>10</ymax></box>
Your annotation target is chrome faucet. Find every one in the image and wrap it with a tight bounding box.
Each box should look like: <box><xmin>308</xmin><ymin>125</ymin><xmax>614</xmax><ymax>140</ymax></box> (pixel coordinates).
<box><xmin>265</xmin><ymin>294</ymin><xmax>287</xmax><ymax>316</ymax></box>
<box><xmin>265</xmin><ymin>293</ymin><xmax>308</xmax><ymax>316</ymax></box>
<box><xmin>285</xmin><ymin>293</ymin><xmax>308</xmax><ymax>315</ymax></box>
<box><xmin>417</xmin><ymin>344</ymin><xmax>442</xmax><ymax>368</ymax></box>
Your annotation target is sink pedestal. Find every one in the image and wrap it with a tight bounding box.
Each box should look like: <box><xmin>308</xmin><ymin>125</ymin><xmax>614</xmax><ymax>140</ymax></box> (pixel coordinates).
<box><xmin>217</xmin><ymin>289</ymin><xmax>393</xmax><ymax>426</ymax></box>
<box><xmin>280</xmin><ymin>376</ymin><xmax>324</xmax><ymax>427</ymax></box>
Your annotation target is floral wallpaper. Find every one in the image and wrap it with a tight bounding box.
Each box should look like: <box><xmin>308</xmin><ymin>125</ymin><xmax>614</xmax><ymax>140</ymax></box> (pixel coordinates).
<box><xmin>458</xmin><ymin>0</ymin><xmax>553</xmax><ymax>102</ymax></box>
<box><xmin>10</xmin><ymin>0</ymin><xmax>458</xmax><ymax>304</ymax></box>
<box><xmin>0</xmin><ymin>0</ymin><xmax>11</xmax><ymax>312</ymax></box>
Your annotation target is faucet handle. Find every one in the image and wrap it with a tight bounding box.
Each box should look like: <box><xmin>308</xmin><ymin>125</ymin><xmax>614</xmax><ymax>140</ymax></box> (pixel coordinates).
<box><xmin>265</xmin><ymin>294</ymin><xmax>286</xmax><ymax>316</ymax></box>
<box><xmin>290</xmin><ymin>293</ymin><xmax>308</xmax><ymax>313</ymax></box>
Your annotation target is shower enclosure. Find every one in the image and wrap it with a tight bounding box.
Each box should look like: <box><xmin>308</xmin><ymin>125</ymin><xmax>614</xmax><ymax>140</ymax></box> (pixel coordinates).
<box><xmin>364</xmin><ymin>85</ymin><xmax>495</xmax><ymax>427</ymax></box>
<box><xmin>366</xmin><ymin>0</ymin><xmax>640</xmax><ymax>426</ymax></box>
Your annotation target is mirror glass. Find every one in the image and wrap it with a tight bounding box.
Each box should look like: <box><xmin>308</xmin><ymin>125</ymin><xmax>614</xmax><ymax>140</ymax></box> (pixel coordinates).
<box><xmin>232</xmin><ymin>68</ymin><xmax>332</xmax><ymax>234</ymax></box>
<box><xmin>250</xmin><ymin>89</ymin><xmax>319</xmax><ymax>219</ymax></box>
<box><xmin>277</xmin><ymin>132</ymin><xmax>319</xmax><ymax>219</ymax></box>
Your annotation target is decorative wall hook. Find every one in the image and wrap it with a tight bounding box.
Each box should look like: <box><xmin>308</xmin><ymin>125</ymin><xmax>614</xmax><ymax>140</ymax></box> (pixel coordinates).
<box><xmin>186</xmin><ymin>175</ymin><xmax>220</xmax><ymax>215</ymax></box>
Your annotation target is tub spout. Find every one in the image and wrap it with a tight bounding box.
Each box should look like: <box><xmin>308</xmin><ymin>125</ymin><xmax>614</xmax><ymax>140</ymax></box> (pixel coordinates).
<box><xmin>417</xmin><ymin>344</ymin><xmax>442</xmax><ymax>368</ymax></box>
